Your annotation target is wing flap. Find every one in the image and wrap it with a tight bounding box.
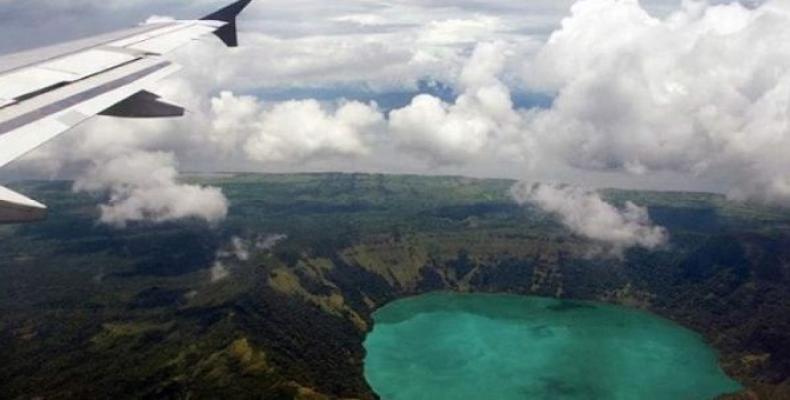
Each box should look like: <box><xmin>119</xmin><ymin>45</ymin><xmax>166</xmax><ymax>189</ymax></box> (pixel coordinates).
<box><xmin>0</xmin><ymin>49</ymin><xmax>142</xmax><ymax>102</ymax></box>
<box><xmin>0</xmin><ymin>59</ymin><xmax>181</xmax><ymax>168</ymax></box>
<box><xmin>41</xmin><ymin>48</ymin><xmax>140</xmax><ymax>78</ymax></box>
<box><xmin>0</xmin><ymin>67</ymin><xmax>76</xmax><ymax>101</ymax></box>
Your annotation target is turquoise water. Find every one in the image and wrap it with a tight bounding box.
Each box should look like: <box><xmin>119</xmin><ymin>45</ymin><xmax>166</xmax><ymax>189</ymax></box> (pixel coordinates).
<box><xmin>364</xmin><ymin>293</ymin><xmax>742</xmax><ymax>400</ymax></box>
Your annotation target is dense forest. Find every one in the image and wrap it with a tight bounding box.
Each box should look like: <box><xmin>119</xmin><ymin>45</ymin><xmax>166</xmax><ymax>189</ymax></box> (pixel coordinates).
<box><xmin>1</xmin><ymin>173</ymin><xmax>788</xmax><ymax>399</ymax></box>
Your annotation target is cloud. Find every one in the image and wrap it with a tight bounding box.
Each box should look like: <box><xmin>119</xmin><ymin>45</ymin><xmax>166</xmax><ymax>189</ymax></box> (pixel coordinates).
<box><xmin>210</xmin><ymin>237</ymin><xmax>249</xmax><ymax>283</ymax></box>
<box><xmin>217</xmin><ymin>236</ymin><xmax>251</xmax><ymax>261</ymax></box>
<box><xmin>523</xmin><ymin>0</ymin><xmax>790</xmax><ymax>205</ymax></box>
<box><xmin>511</xmin><ymin>182</ymin><xmax>668</xmax><ymax>254</ymax></box>
<box><xmin>210</xmin><ymin>261</ymin><xmax>230</xmax><ymax>283</ymax></box>
<box><xmin>331</xmin><ymin>14</ymin><xmax>390</xmax><ymax>27</ymax></box>
<box><xmin>8</xmin><ymin>0</ymin><xmax>790</xmax><ymax>212</ymax></box>
<box><xmin>256</xmin><ymin>234</ymin><xmax>288</xmax><ymax>251</ymax></box>
<box><xmin>389</xmin><ymin>42</ymin><xmax>525</xmax><ymax>165</ymax></box>
<box><xmin>143</xmin><ymin>15</ymin><xmax>176</xmax><ymax>25</ymax></box>
<box><xmin>204</xmin><ymin>92</ymin><xmax>385</xmax><ymax>163</ymax></box>
<box><xmin>418</xmin><ymin>16</ymin><xmax>503</xmax><ymax>46</ymax></box>
<box><xmin>208</xmin><ymin>234</ymin><xmax>286</xmax><ymax>283</ymax></box>
<box><xmin>241</xmin><ymin>96</ymin><xmax>384</xmax><ymax>163</ymax></box>
<box><xmin>73</xmin><ymin>152</ymin><xmax>228</xmax><ymax>228</ymax></box>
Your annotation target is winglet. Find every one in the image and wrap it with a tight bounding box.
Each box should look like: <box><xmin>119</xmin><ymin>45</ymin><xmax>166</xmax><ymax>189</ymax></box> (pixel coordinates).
<box><xmin>201</xmin><ymin>0</ymin><xmax>253</xmax><ymax>47</ymax></box>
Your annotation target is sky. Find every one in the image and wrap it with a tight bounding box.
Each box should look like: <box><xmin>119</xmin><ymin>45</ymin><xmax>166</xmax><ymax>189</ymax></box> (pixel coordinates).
<box><xmin>0</xmin><ymin>0</ymin><xmax>787</xmax><ymax>245</ymax></box>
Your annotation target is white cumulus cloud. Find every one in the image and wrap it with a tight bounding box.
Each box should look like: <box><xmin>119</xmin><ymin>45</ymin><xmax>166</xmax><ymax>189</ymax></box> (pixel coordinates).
<box><xmin>389</xmin><ymin>42</ymin><xmax>525</xmax><ymax>165</ymax></box>
<box><xmin>73</xmin><ymin>152</ymin><xmax>228</xmax><ymax>228</ymax></box>
<box><xmin>246</xmin><ymin>98</ymin><xmax>383</xmax><ymax>162</ymax></box>
<box><xmin>208</xmin><ymin>92</ymin><xmax>384</xmax><ymax>163</ymax></box>
<box><xmin>511</xmin><ymin>182</ymin><xmax>668</xmax><ymax>254</ymax></box>
<box><xmin>523</xmin><ymin>0</ymin><xmax>790</xmax><ymax>205</ymax></box>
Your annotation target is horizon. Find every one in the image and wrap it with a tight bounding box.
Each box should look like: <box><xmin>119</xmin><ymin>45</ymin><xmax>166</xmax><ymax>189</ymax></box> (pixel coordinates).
<box><xmin>1</xmin><ymin>0</ymin><xmax>784</xmax><ymax>226</ymax></box>
<box><xmin>4</xmin><ymin>170</ymin><xmax>739</xmax><ymax>198</ymax></box>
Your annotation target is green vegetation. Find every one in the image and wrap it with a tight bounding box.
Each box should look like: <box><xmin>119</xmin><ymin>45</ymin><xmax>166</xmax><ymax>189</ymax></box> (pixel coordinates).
<box><xmin>1</xmin><ymin>173</ymin><xmax>789</xmax><ymax>399</ymax></box>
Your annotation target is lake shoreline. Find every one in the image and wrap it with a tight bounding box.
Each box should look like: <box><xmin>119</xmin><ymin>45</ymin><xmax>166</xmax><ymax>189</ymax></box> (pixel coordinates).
<box><xmin>363</xmin><ymin>291</ymin><xmax>744</xmax><ymax>400</ymax></box>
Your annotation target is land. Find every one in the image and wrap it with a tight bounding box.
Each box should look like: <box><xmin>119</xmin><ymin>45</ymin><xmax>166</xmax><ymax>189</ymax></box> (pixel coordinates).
<box><xmin>0</xmin><ymin>173</ymin><xmax>789</xmax><ymax>399</ymax></box>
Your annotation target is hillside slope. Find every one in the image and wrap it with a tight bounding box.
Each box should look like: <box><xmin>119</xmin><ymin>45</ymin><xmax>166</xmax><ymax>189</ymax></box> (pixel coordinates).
<box><xmin>1</xmin><ymin>174</ymin><xmax>788</xmax><ymax>399</ymax></box>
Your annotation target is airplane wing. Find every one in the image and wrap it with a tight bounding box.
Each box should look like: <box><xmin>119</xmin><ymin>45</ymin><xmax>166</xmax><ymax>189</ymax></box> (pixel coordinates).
<box><xmin>0</xmin><ymin>0</ymin><xmax>253</xmax><ymax>223</ymax></box>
